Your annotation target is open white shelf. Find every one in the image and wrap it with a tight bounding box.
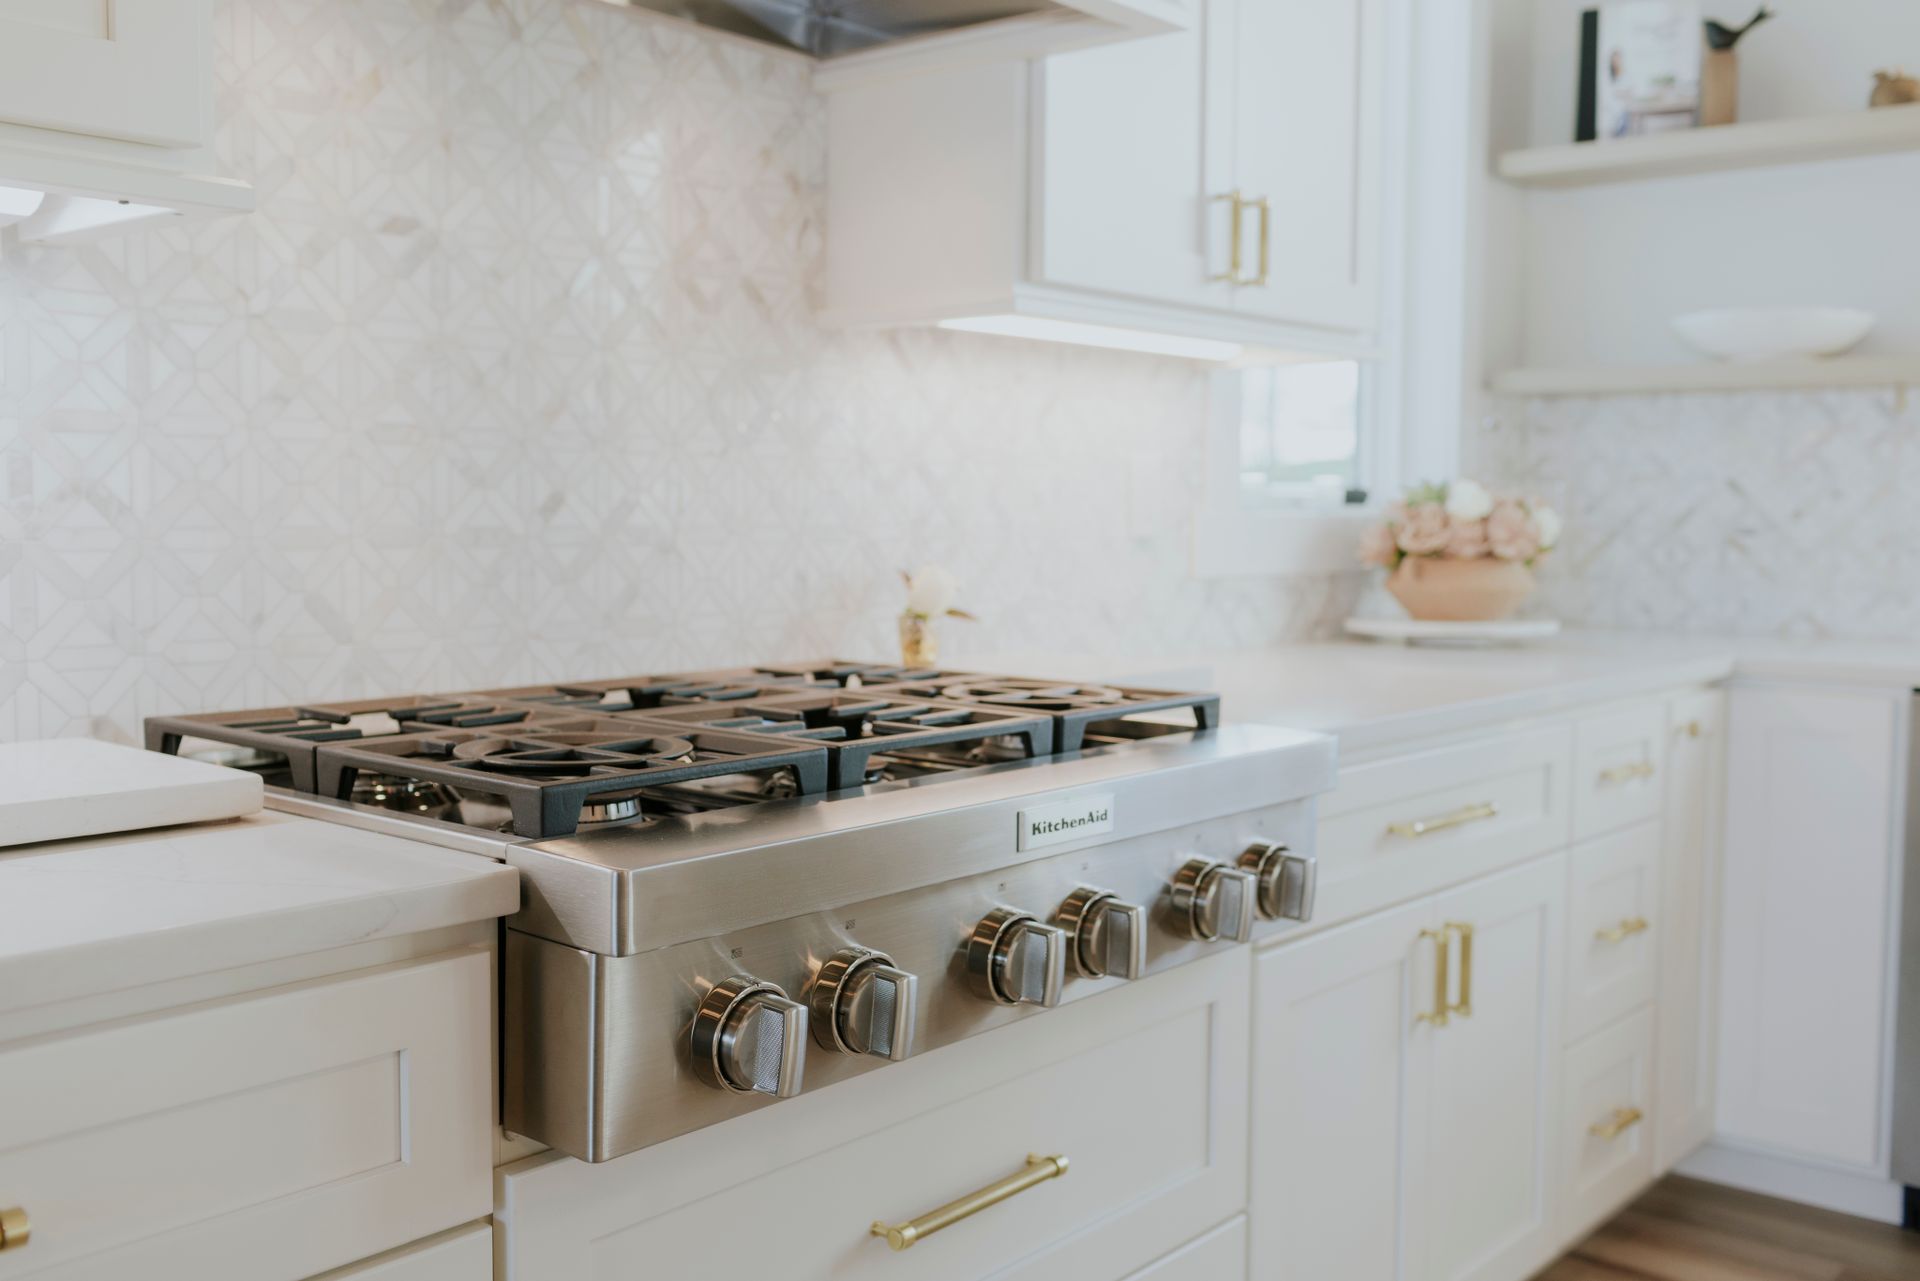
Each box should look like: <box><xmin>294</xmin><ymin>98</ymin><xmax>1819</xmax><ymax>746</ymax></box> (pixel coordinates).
<box><xmin>1491</xmin><ymin>354</ymin><xmax>1920</xmax><ymax>397</ymax></box>
<box><xmin>1497</xmin><ymin>103</ymin><xmax>1920</xmax><ymax>189</ymax></box>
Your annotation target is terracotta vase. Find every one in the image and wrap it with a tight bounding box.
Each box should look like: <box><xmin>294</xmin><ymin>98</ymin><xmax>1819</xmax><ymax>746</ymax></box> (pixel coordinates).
<box><xmin>1387</xmin><ymin>557</ymin><xmax>1535</xmax><ymax>622</ymax></box>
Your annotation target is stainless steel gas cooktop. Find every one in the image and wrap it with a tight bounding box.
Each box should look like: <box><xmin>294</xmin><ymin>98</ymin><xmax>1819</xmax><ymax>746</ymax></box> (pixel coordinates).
<box><xmin>148</xmin><ymin>662</ymin><xmax>1333</xmax><ymax>1163</ymax></box>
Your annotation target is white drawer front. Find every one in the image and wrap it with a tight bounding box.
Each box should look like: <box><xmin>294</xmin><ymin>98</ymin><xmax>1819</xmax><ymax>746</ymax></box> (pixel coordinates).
<box><xmin>1565</xmin><ymin>824</ymin><xmax>1661</xmax><ymax>1043</ymax></box>
<box><xmin>1572</xmin><ymin>704</ymin><xmax>1667</xmax><ymax>841</ymax></box>
<box><xmin>498</xmin><ymin>950</ymin><xmax>1249</xmax><ymax>1281</ymax></box>
<box><xmin>1559</xmin><ymin>1010</ymin><xmax>1656</xmax><ymax>1241</ymax></box>
<box><xmin>309</xmin><ymin>1224</ymin><xmax>492</xmax><ymax>1281</ymax></box>
<box><xmin>1121</xmin><ymin>1217</ymin><xmax>1244</xmax><ymax>1281</ymax></box>
<box><xmin>1316</xmin><ymin>725</ymin><xmax>1572</xmax><ymax>927</ymax></box>
<box><xmin>0</xmin><ymin>949</ymin><xmax>492</xmax><ymax>1281</ymax></box>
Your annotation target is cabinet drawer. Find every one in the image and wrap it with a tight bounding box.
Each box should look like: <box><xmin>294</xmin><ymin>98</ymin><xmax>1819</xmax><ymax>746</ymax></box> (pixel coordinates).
<box><xmin>1572</xmin><ymin>704</ymin><xmax>1667</xmax><ymax>841</ymax></box>
<box><xmin>1122</xmin><ymin>1217</ymin><xmax>1244</xmax><ymax>1281</ymax></box>
<box><xmin>0</xmin><ymin>950</ymin><xmax>492</xmax><ymax>1281</ymax></box>
<box><xmin>1559</xmin><ymin>1010</ymin><xmax>1656</xmax><ymax>1241</ymax></box>
<box><xmin>1565</xmin><ymin>824</ymin><xmax>1661</xmax><ymax>1043</ymax></box>
<box><xmin>498</xmin><ymin>950</ymin><xmax>1249</xmax><ymax>1281</ymax></box>
<box><xmin>309</xmin><ymin>1224</ymin><xmax>492</xmax><ymax>1281</ymax></box>
<box><xmin>1316</xmin><ymin>725</ymin><xmax>1572</xmax><ymax>927</ymax></box>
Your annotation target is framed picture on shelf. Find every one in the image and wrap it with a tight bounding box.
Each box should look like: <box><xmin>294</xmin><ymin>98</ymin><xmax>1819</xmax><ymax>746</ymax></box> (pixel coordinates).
<box><xmin>1579</xmin><ymin>1</ymin><xmax>1702</xmax><ymax>141</ymax></box>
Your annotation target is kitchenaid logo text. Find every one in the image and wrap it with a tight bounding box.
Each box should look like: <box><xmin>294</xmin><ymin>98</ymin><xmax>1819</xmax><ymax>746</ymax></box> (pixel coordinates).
<box><xmin>1016</xmin><ymin>794</ymin><xmax>1116</xmax><ymax>850</ymax></box>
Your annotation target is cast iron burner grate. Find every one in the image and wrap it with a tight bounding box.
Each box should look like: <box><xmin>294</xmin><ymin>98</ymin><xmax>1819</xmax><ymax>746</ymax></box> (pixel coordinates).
<box><xmin>872</xmin><ymin>678</ymin><xmax>1221</xmax><ymax>751</ymax></box>
<box><xmin>143</xmin><ymin>697</ymin><xmax>565</xmax><ymax>791</ymax></box>
<box><xmin>746</xmin><ymin>660</ymin><xmax>974</xmax><ymax>688</ymax></box>
<box><xmin>466</xmin><ymin>673</ymin><xmax>826</xmax><ymax>714</ymax></box>
<box><xmin>645</xmin><ymin>692</ymin><xmax>1054</xmax><ymax>789</ymax></box>
<box><xmin>311</xmin><ymin>720</ymin><xmax>832</xmax><ymax>839</ymax></box>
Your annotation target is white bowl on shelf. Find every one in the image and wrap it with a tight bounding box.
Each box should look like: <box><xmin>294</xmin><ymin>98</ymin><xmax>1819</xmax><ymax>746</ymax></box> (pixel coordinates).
<box><xmin>1671</xmin><ymin>307</ymin><xmax>1876</xmax><ymax>363</ymax></box>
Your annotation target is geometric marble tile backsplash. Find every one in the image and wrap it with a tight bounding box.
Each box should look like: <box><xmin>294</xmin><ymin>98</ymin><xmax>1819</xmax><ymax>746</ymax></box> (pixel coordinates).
<box><xmin>1473</xmin><ymin>388</ymin><xmax>1920</xmax><ymax>640</ymax></box>
<box><xmin>0</xmin><ymin>0</ymin><xmax>1359</xmax><ymax>743</ymax></box>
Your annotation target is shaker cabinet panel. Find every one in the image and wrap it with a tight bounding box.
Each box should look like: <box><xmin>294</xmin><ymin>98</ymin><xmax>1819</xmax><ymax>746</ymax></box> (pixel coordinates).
<box><xmin>0</xmin><ymin>0</ymin><xmax>209</xmax><ymax>148</ymax></box>
<box><xmin>1716</xmin><ymin>685</ymin><xmax>1905</xmax><ymax>1171</ymax></box>
<box><xmin>1656</xmin><ymin>689</ymin><xmax>1726</xmax><ymax>1172</ymax></box>
<box><xmin>1564</xmin><ymin>823</ymin><xmax>1661</xmax><ymax>1044</ymax></box>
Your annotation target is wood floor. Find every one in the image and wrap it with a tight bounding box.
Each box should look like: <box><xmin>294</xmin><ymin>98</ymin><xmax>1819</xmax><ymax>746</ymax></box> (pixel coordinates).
<box><xmin>1536</xmin><ymin>1177</ymin><xmax>1920</xmax><ymax>1281</ymax></box>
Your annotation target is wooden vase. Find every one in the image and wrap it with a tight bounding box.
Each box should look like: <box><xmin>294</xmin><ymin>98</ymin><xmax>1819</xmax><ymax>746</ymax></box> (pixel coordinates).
<box><xmin>1701</xmin><ymin>49</ymin><xmax>1738</xmax><ymax>127</ymax></box>
<box><xmin>1386</xmin><ymin>557</ymin><xmax>1535</xmax><ymax>622</ymax></box>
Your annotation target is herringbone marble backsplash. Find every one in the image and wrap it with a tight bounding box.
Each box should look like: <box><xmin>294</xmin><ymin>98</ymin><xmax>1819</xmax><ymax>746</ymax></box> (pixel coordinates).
<box><xmin>0</xmin><ymin>0</ymin><xmax>1359</xmax><ymax>742</ymax></box>
<box><xmin>1475</xmin><ymin>388</ymin><xmax>1920</xmax><ymax>639</ymax></box>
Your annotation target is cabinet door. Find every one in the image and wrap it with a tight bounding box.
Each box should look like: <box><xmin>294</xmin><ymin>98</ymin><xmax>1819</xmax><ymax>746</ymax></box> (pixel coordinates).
<box><xmin>1717</xmin><ymin>685</ymin><xmax>1905</xmax><ymax>1171</ymax></box>
<box><xmin>1219</xmin><ymin>0</ymin><xmax>1386</xmax><ymax>331</ymax></box>
<box><xmin>1425</xmin><ymin>856</ymin><xmax>1566</xmax><ymax>1281</ymax></box>
<box><xmin>1655</xmin><ymin>689</ymin><xmax>1725</xmax><ymax>1173</ymax></box>
<box><xmin>0</xmin><ymin>0</ymin><xmax>209</xmax><ymax>148</ymax></box>
<box><xmin>1564</xmin><ymin>823</ymin><xmax>1661</xmax><ymax>1044</ymax></box>
<box><xmin>1251</xmin><ymin>900</ymin><xmax>1433</xmax><ymax>1281</ymax></box>
<box><xmin>1035</xmin><ymin>14</ymin><xmax>1232</xmax><ymax>311</ymax></box>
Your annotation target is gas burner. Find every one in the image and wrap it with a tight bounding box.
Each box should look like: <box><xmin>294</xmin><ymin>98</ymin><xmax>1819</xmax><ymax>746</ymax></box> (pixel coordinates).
<box><xmin>473</xmin><ymin>673</ymin><xmax>824</xmax><ymax>714</ymax></box>
<box><xmin>646</xmin><ymin>692</ymin><xmax>1054</xmax><ymax>789</ymax></box>
<box><xmin>876</xmin><ymin>676</ymin><xmax>1221</xmax><ymax>751</ymax></box>
<box><xmin>144</xmin><ymin>697</ymin><xmax>567</xmax><ymax>791</ymax></box>
<box><xmin>747</xmin><ymin>660</ymin><xmax>975</xmax><ymax>688</ymax></box>
<box><xmin>350</xmin><ymin>772</ymin><xmax>461</xmax><ymax>817</ymax></box>
<box><xmin>310</xmin><ymin>719</ymin><xmax>831</xmax><ymax>839</ymax></box>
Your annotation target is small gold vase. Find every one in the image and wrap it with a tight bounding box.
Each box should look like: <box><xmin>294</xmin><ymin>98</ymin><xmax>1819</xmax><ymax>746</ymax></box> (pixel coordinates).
<box><xmin>899</xmin><ymin>613</ymin><xmax>937</xmax><ymax>666</ymax></box>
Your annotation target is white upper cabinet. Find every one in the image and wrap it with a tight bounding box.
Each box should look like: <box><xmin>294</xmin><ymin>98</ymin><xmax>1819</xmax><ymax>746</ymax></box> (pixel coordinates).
<box><xmin>823</xmin><ymin>0</ymin><xmax>1390</xmax><ymax>356</ymax></box>
<box><xmin>0</xmin><ymin>0</ymin><xmax>210</xmax><ymax>149</ymax></box>
<box><xmin>1215</xmin><ymin>0</ymin><xmax>1385</xmax><ymax>331</ymax></box>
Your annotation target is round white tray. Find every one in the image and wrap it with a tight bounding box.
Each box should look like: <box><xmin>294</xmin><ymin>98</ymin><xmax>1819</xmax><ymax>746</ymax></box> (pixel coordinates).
<box><xmin>1344</xmin><ymin>617</ymin><xmax>1562</xmax><ymax>647</ymax></box>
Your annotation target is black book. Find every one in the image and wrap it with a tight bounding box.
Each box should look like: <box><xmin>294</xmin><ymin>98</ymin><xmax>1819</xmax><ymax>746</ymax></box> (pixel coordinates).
<box><xmin>1576</xmin><ymin>8</ymin><xmax>1599</xmax><ymax>142</ymax></box>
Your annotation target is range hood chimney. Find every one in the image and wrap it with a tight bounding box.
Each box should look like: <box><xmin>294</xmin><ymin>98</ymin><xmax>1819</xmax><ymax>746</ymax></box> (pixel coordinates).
<box><xmin>609</xmin><ymin>0</ymin><xmax>1064</xmax><ymax>58</ymax></box>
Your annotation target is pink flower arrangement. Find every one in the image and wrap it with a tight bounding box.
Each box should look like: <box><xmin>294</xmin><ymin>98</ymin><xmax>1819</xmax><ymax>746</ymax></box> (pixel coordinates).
<box><xmin>1360</xmin><ymin>481</ymin><xmax>1561</xmax><ymax>570</ymax></box>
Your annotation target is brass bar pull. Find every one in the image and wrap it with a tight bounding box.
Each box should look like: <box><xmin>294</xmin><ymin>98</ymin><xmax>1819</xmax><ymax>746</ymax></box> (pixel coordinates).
<box><xmin>1244</xmin><ymin>195</ymin><xmax>1272</xmax><ymax>286</ymax></box>
<box><xmin>1209</xmin><ymin>192</ymin><xmax>1244</xmax><ymax>283</ymax></box>
<box><xmin>1388</xmin><ymin>802</ymin><xmax>1498</xmax><ymax>839</ymax></box>
<box><xmin>1595</xmin><ymin>916</ymin><xmax>1650</xmax><ymax>945</ymax></box>
<box><xmin>1598</xmin><ymin>761</ymin><xmax>1655</xmax><ymax>785</ymax></box>
<box><xmin>1445</xmin><ymin>921</ymin><xmax>1474</xmax><ymax>1019</ymax></box>
<box><xmin>1415</xmin><ymin>928</ymin><xmax>1449</xmax><ymax>1027</ymax></box>
<box><xmin>872</xmin><ymin>1154</ymin><xmax>1068</xmax><ymax>1251</ymax></box>
<box><xmin>1678</xmin><ymin>720</ymin><xmax>1706</xmax><ymax>739</ymax></box>
<box><xmin>1588</xmin><ymin>1107</ymin><xmax>1645</xmax><ymax>1140</ymax></box>
<box><xmin>0</xmin><ymin>1206</ymin><xmax>28</xmax><ymax>1252</ymax></box>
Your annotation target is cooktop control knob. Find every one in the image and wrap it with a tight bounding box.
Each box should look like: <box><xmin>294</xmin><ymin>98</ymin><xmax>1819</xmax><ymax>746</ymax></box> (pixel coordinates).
<box><xmin>1170</xmin><ymin>859</ymin><xmax>1259</xmax><ymax>943</ymax></box>
<box><xmin>690</xmin><ymin>975</ymin><xmax>808</xmax><ymax>1098</ymax></box>
<box><xmin>809</xmin><ymin>947</ymin><xmax>918</xmax><ymax>1061</ymax></box>
<box><xmin>967</xmin><ymin>908</ymin><xmax>1067</xmax><ymax>1007</ymax></box>
<box><xmin>1054</xmin><ymin>887</ymin><xmax>1149</xmax><ymax>980</ymax></box>
<box><xmin>1237</xmin><ymin>842</ymin><xmax>1317</xmax><ymax>922</ymax></box>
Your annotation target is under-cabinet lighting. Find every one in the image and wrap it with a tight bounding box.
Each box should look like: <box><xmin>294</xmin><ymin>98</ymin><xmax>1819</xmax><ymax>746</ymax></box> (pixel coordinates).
<box><xmin>938</xmin><ymin>314</ymin><xmax>1244</xmax><ymax>362</ymax></box>
<box><xmin>17</xmin><ymin>194</ymin><xmax>180</xmax><ymax>245</ymax></box>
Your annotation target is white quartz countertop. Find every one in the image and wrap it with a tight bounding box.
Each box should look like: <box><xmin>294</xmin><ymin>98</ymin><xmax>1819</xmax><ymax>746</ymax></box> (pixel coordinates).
<box><xmin>0</xmin><ymin>809</ymin><xmax>520</xmax><ymax>1014</ymax></box>
<box><xmin>980</xmin><ymin>630</ymin><xmax>1920</xmax><ymax>755</ymax></box>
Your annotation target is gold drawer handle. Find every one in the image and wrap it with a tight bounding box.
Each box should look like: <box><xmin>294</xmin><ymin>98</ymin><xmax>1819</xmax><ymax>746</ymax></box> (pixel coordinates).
<box><xmin>1598</xmin><ymin>761</ymin><xmax>1655</xmax><ymax>785</ymax></box>
<box><xmin>1389</xmin><ymin>802</ymin><xmax>1498</xmax><ymax>839</ymax></box>
<box><xmin>872</xmin><ymin>1154</ymin><xmax>1068</xmax><ymax>1251</ymax></box>
<box><xmin>0</xmin><ymin>1206</ymin><xmax>28</xmax><ymax>1252</ymax></box>
<box><xmin>1595</xmin><ymin>916</ymin><xmax>1650</xmax><ymax>945</ymax></box>
<box><xmin>1679</xmin><ymin>720</ymin><xmax>1707</xmax><ymax>739</ymax></box>
<box><xmin>1588</xmin><ymin>1107</ymin><xmax>1644</xmax><ymax>1140</ymax></box>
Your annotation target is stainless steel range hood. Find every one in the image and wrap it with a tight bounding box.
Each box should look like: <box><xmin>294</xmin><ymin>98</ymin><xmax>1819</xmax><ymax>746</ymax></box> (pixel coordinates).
<box><xmin>614</xmin><ymin>0</ymin><xmax>1063</xmax><ymax>57</ymax></box>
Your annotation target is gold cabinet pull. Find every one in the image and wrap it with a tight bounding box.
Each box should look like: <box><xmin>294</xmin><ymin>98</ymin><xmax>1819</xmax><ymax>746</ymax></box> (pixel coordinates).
<box><xmin>0</xmin><ymin>1206</ymin><xmax>28</xmax><ymax>1252</ymax></box>
<box><xmin>1445</xmin><ymin>921</ymin><xmax>1474</xmax><ymax>1019</ymax></box>
<box><xmin>1415</xmin><ymin>928</ymin><xmax>1450</xmax><ymax>1027</ymax></box>
<box><xmin>1598</xmin><ymin>761</ymin><xmax>1655</xmax><ymax>785</ymax></box>
<box><xmin>1595</xmin><ymin>916</ymin><xmax>1650</xmax><ymax>945</ymax></box>
<box><xmin>1210</xmin><ymin>191</ymin><xmax>1244</xmax><ymax>283</ymax></box>
<box><xmin>1678</xmin><ymin>720</ymin><xmax>1706</xmax><ymax>739</ymax></box>
<box><xmin>1388</xmin><ymin>802</ymin><xmax>1498</xmax><ymax>839</ymax></box>
<box><xmin>1245</xmin><ymin>194</ymin><xmax>1272</xmax><ymax>286</ymax></box>
<box><xmin>1588</xmin><ymin>1107</ymin><xmax>1644</xmax><ymax>1140</ymax></box>
<box><xmin>872</xmin><ymin>1154</ymin><xmax>1067</xmax><ymax>1251</ymax></box>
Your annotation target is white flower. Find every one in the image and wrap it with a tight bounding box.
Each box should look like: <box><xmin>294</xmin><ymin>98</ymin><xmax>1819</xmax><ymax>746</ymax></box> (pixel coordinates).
<box><xmin>1444</xmin><ymin>479</ymin><xmax>1494</xmax><ymax>521</ymax></box>
<box><xmin>904</xmin><ymin>565</ymin><xmax>959</xmax><ymax>618</ymax></box>
<box><xmin>1534</xmin><ymin>505</ymin><xmax>1563</xmax><ymax>550</ymax></box>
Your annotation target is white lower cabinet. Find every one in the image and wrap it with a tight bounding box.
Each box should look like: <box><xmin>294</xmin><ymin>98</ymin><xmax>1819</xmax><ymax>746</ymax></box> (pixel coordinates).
<box><xmin>1558</xmin><ymin>1011</ymin><xmax>1656</xmax><ymax>1241</ymax></box>
<box><xmin>307</xmin><ymin>1224</ymin><xmax>492</xmax><ymax>1281</ymax></box>
<box><xmin>497</xmin><ymin>949</ymin><xmax>1249</xmax><ymax>1281</ymax></box>
<box><xmin>1252</xmin><ymin>856</ymin><xmax>1565</xmax><ymax>1281</ymax></box>
<box><xmin>0</xmin><ymin>948</ymin><xmax>493</xmax><ymax>1281</ymax></box>
<box><xmin>1121</xmin><ymin>1217</ymin><xmax>1245</xmax><ymax>1281</ymax></box>
<box><xmin>1563</xmin><ymin>823</ymin><xmax>1661</xmax><ymax>1044</ymax></box>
